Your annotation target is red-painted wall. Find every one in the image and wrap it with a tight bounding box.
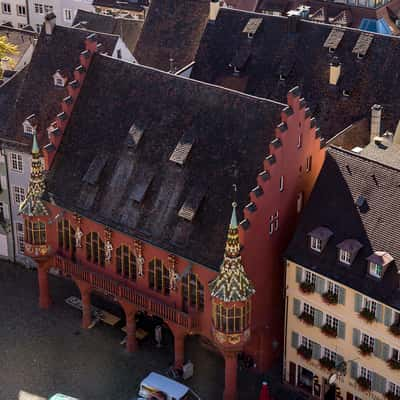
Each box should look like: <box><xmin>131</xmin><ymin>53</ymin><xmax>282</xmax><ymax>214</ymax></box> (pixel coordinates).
<box><xmin>240</xmin><ymin>89</ymin><xmax>326</xmax><ymax>371</ymax></box>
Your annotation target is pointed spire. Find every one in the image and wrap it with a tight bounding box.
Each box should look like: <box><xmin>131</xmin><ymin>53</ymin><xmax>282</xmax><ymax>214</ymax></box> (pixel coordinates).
<box><xmin>19</xmin><ymin>134</ymin><xmax>49</xmax><ymax>216</ymax></box>
<box><xmin>209</xmin><ymin>202</ymin><xmax>255</xmax><ymax>302</ymax></box>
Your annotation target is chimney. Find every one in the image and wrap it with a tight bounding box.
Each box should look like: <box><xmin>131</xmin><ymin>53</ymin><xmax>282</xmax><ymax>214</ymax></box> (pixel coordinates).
<box><xmin>44</xmin><ymin>12</ymin><xmax>56</xmax><ymax>35</ymax></box>
<box><xmin>370</xmin><ymin>104</ymin><xmax>382</xmax><ymax>142</ymax></box>
<box><xmin>209</xmin><ymin>0</ymin><xmax>220</xmax><ymax>23</ymax></box>
<box><xmin>393</xmin><ymin>120</ymin><xmax>400</xmax><ymax>145</ymax></box>
<box><xmin>329</xmin><ymin>57</ymin><xmax>341</xmax><ymax>85</ymax></box>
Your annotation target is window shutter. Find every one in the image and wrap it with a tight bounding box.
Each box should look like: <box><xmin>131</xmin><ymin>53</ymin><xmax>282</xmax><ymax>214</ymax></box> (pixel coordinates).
<box><xmin>295</xmin><ymin>266</ymin><xmax>303</xmax><ymax>283</ymax></box>
<box><xmin>376</xmin><ymin>303</ymin><xmax>383</xmax><ymax>323</ymax></box>
<box><xmin>312</xmin><ymin>342</ymin><xmax>321</xmax><ymax>360</ymax></box>
<box><xmin>352</xmin><ymin>328</ymin><xmax>361</xmax><ymax>347</ymax></box>
<box><xmin>314</xmin><ymin>309</ymin><xmax>323</xmax><ymax>327</ymax></box>
<box><xmin>291</xmin><ymin>331</ymin><xmax>300</xmax><ymax>349</ymax></box>
<box><xmin>350</xmin><ymin>361</ymin><xmax>358</xmax><ymax>379</ymax></box>
<box><xmin>3</xmin><ymin>205</ymin><xmax>9</xmax><ymax>220</ymax></box>
<box><xmin>293</xmin><ymin>298</ymin><xmax>301</xmax><ymax>316</ymax></box>
<box><xmin>373</xmin><ymin>338</ymin><xmax>382</xmax><ymax>358</ymax></box>
<box><xmin>315</xmin><ymin>276</ymin><xmax>325</xmax><ymax>294</ymax></box>
<box><xmin>354</xmin><ymin>293</ymin><xmax>363</xmax><ymax>312</ymax></box>
<box><xmin>338</xmin><ymin>286</ymin><xmax>346</xmax><ymax>305</ymax></box>
<box><xmin>382</xmin><ymin>343</ymin><xmax>390</xmax><ymax>361</ymax></box>
<box><xmin>372</xmin><ymin>373</ymin><xmax>386</xmax><ymax>394</ymax></box>
<box><xmin>335</xmin><ymin>354</ymin><xmax>344</xmax><ymax>370</ymax></box>
<box><xmin>384</xmin><ymin>307</ymin><xmax>393</xmax><ymax>327</ymax></box>
<box><xmin>337</xmin><ymin>320</ymin><xmax>346</xmax><ymax>339</ymax></box>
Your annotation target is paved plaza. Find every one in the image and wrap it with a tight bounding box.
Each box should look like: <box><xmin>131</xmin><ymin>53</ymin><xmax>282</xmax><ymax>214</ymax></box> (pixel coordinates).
<box><xmin>0</xmin><ymin>260</ymin><xmax>302</xmax><ymax>400</ymax></box>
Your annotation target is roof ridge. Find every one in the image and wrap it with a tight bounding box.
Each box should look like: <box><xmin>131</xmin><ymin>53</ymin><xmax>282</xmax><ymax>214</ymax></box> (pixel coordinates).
<box><xmin>329</xmin><ymin>145</ymin><xmax>400</xmax><ymax>173</ymax></box>
<box><xmin>67</xmin><ymin>24</ymin><xmax>120</xmax><ymax>39</ymax></box>
<box><xmin>220</xmin><ymin>6</ymin><xmax>400</xmax><ymax>40</ymax></box>
<box><xmin>99</xmin><ymin>53</ymin><xmax>287</xmax><ymax>108</ymax></box>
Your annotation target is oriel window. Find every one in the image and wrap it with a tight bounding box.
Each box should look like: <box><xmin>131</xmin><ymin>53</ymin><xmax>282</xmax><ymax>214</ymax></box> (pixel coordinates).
<box><xmin>24</xmin><ymin>220</ymin><xmax>46</xmax><ymax>245</ymax></box>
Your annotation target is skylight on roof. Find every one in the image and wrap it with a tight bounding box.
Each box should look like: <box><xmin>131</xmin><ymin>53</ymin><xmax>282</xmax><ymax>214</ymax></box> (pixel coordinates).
<box><xmin>323</xmin><ymin>28</ymin><xmax>345</xmax><ymax>50</ymax></box>
<box><xmin>352</xmin><ymin>32</ymin><xmax>373</xmax><ymax>57</ymax></box>
<box><xmin>242</xmin><ymin>18</ymin><xmax>262</xmax><ymax>37</ymax></box>
<box><xmin>170</xmin><ymin>132</ymin><xmax>195</xmax><ymax>165</ymax></box>
<box><xmin>178</xmin><ymin>186</ymin><xmax>206</xmax><ymax>221</ymax></box>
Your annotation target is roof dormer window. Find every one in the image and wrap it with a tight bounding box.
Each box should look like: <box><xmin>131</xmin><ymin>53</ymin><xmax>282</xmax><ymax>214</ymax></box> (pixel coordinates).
<box><xmin>337</xmin><ymin>239</ymin><xmax>362</xmax><ymax>265</ymax></box>
<box><xmin>339</xmin><ymin>249</ymin><xmax>351</xmax><ymax>265</ymax></box>
<box><xmin>53</xmin><ymin>69</ymin><xmax>68</xmax><ymax>87</ymax></box>
<box><xmin>369</xmin><ymin>262</ymin><xmax>383</xmax><ymax>278</ymax></box>
<box><xmin>308</xmin><ymin>226</ymin><xmax>333</xmax><ymax>253</ymax></box>
<box><xmin>22</xmin><ymin>114</ymin><xmax>37</xmax><ymax>135</ymax></box>
<box><xmin>366</xmin><ymin>251</ymin><xmax>393</xmax><ymax>279</ymax></box>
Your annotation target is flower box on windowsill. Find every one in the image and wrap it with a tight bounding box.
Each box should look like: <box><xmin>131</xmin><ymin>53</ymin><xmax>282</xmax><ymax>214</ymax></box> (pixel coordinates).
<box><xmin>359</xmin><ymin>342</ymin><xmax>374</xmax><ymax>356</ymax></box>
<box><xmin>322</xmin><ymin>291</ymin><xmax>338</xmax><ymax>305</ymax></box>
<box><xmin>386</xmin><ymin>392</ymin><xmax>400</xmax><ymax>400</ymax></box>
<box><xmin>319</xmin><ymin>356</ymin><xmax>336</xmax><ymax>370</ymax></box>
<box><xmin>359</xmin><ymin>308</ymin><xmax>376</xmax><ymax>323</ymax></box>
<box><xmin>299</xmin><ymin>311</ymin><xmax>314</xmax><ymax>326</ymax></box>
<box><xmin>390</xmin><ymin>323</ymin><xmax>400</xmax><ymax>337</ymax></box>
<box><xmin>356</xmin><ymin>376</ymin><xmax>371</xmax><ymax>391</ymax></box>
<box><xmin>321</xmin><ymin>323</ymin><xmax>338</xmax><ymax>338</ymax></box>
<box><xmin>297</xmin><ymin>345</ymin><xmax>312</xmax><ymax>360</ymax></box>
<box><xmin>388</xmin><ymin>358</ymin><xmax>400</xmax><ymax>370</ymax></box>
<box><xmin>300</xmin><ymin>281</ymin><xmax>315</xmax><ymax>294</ymax></box>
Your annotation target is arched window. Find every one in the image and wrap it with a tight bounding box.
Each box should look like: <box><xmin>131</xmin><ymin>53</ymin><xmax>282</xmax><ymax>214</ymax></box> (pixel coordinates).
<box><xmin>182</xmin><ymin>272</ymin><xmax>204</xmax><ymax>312</ymax></box>
<box><xmin>213</xmin><ymin>302</ymin><xmax>251</xmax><ymax>334</ymax></box>
<box><xmin>86</xmin><ymin>232</ymin><xmax>105</xmax><ymax>267</ymax></box>
<box><xmin>116</xmin><ymin>244</ymin><xmax>136</xmax><ymax>281</ymax></box>
<box><xmin>24</xmin><ymin>220</ymin><xmax>46</xmax><ymax>245</ymax></box>
<box><xmin>57</xmin><ymin>219</ymin><xmax>75</xmax><ymax>254</ymax></box>
<box><xmin>149</xmin><ymin>258</ymin><xmax>170</xmax><ymax>295</ymax></box>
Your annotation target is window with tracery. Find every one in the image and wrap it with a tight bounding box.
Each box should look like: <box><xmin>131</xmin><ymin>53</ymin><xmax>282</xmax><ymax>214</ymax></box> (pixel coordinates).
<box><xmin>24</xmin><ymin>220</ymin><xmax>46</xmax><ymax>245</ymax></box>
<box><xmin>116</xmin><ymin>244</ymin><xmax>136</xmax><ymax>281</ymax></box>
<box><xmin>86</xmin><ymin>232</ymin><xmax>105</xmax><ymax>266</ymax></box>
<box><xmin>149</xmin><ymin>258</ymin><xmax>170</xmax><ymax>295</ymax></box>
<box><xmin>57</xmin><ymin>219</ymin><xmax>75</xmax><ymax>255</ymax></box>
<box><xmin>182</xmin><ymin>272</ymin><xmax>204</xmax><ymax>312</ymax></box>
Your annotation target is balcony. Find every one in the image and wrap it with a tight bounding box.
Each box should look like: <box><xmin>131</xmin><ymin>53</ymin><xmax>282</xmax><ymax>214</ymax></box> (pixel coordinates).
<box><xmin>54</xmin><ymin>254</ymin><xmax>199</xmax><ymax>331</ymax></box>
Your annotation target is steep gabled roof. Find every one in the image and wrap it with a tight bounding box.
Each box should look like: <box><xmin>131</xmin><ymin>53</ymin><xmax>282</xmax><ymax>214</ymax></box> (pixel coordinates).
<box><xmin>134</xmin><ymin>0</ymin><xmax>210</xmax><ymax>71</ymax></box>
<box><xmin>286</xmin><ymin>146</ymin><xmax>400</xmax><ymax>309</ymax></box>
<box><xmin>0</xmin><ymin>25</ymin><xmax>119</xmax><ymax>151</ymax></box>
<box><xmin>45</xmin><ymin>55</ymin><xmax>284</xmax><ymax>269</ymax></box>
<box><xmin>191</xmin><ymin>9</ymin><xmax>400</xmax><ymax>140</ymax></box>
<box><xmin>73</xmin><ymin>10</ymin><xmax>143</xmax><ymax>52</ymax></box>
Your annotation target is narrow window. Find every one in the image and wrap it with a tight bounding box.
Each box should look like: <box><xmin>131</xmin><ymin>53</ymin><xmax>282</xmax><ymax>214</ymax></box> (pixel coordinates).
<box><xmin>306</xmin><ymin>156</ymin><xmax>312</xmax><ymax>172</ymax></box>
<box><xmin>279</xmin><ymin>176</ymin><xmax>284</xmax><ymax>192</ymax></box>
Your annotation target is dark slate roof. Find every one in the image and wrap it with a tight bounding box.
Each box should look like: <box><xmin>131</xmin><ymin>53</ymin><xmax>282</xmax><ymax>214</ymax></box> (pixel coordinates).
<box><xmin>191</xmin><ymin>8</ymin><xmax>400</xmax><ymax>140</ymax></box>
<box><xmin>226</xmin><ymin>0</ymin><xmax>260</xmax><ymax>11</ymax></box>
<box><xmin>73</xmin><ymin>9</ymin><xmax>143</xmax><ymax>52</ymax></box>
<box><xmin>0</xmin><ymin>68</ymin><xmax>27</xmax><ymax>138</ymax></box>
<box><xmin>286</xmin><ymin>146</ymin><xmax>400</xmax><ymax>310</ymax></box>
<box><xmin>92</xmin><ymin>0</ymin><xmax>148</xmax><ymax>12</ymax></box>
<box><xmin>134</xmin><ymin>0</ymin><xmax>210</xmax><ymax>72</ymax></box>
<box><xmin>46</xmin><ymin>55</ymin><xmax>284</xmax><ymax>270</ymax></box>
<box><xmin>0</xmin><ymin>25</ymin><xmax>119</xmax><ymax>150</ymax></box>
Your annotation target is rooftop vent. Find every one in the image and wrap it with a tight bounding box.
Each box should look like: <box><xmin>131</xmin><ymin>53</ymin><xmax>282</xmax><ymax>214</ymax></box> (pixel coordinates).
<box><xmin>242</xmin><ymin>18</ymin><xmax>262</xmax><ymax>38</ymax></box>
<box><xmin>127</xmin><ymin>122</ymin><xmax>145</xmax><ymax>148</ymax></box>
<box><xmin>178</xmin><ymin>186</ymin><xmax>206</xmax><ymax>221</ymax></box>
<box><xmin>323</xmin><ymin>28</ymin><xmax>345</xmax><ymax>51</ymax></box>
<box><xmin>355</xmin><ymin>195</ymin><xmax>366</xmax><ymax>208</ymax></box>
<box><xmin>352</xmin><ymin>32</ymin><xmax>373</xmax><ymax>58</ymax></box>
<box><xmin>170</xmin><ymin>131</ymin><xmax>195</xmax><ymax>165</ymax></box>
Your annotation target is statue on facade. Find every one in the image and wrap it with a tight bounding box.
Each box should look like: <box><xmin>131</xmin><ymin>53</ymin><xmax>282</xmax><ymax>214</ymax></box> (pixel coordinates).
<box><xmin>105</xmin><ymin>240</ymin><xmax>113</xmax><ymax>263</ymax></box>
<box><xmin>169</xmin><ymin>268</ymin><xmax>179</xmax><ymax>291</ymax></box>
<box><xmin>137</xmin><ymin>255</ymin><xmax>145</xmax><ymax>277</ymax></box>
<box><xmin>75</xmin><ymin>226</ymin><xmax>83</xmax><ymax>248</ymax></box>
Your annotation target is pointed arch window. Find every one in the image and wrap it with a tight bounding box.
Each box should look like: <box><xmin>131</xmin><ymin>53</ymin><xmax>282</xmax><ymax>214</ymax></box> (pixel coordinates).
<box><xmin>86</xmin><ymin>232</ymin><xmax>105</xmax><ymax>267</ymax></box>
<box><xmin>148</xmin><ymin>258</ymin><xmax>170</xmax><ymax>295</ymax></box>
<box><xmin>182</xmin><ymin>272</ymin><xmax>204</xmax><ymax>312</ymax></box>
<box><xmin>116</xmin><ymin>244</ymin><xmax>136</xmax><ymax>281</ymax></box>
<box><xmin>57</xmin><ymin>219</ymin><xmax>76</xmax><ymax>255</ymax></box>
<box><xmin>24</xmin><ymin>220</ymin><xmax>46</xmax><ymax>245</ymax></box>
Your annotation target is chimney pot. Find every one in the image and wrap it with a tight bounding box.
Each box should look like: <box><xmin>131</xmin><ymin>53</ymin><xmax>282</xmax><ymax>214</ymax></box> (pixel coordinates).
<box><xmin>44</xmin><ymin>12</ymin><xmax>56</xmax><ymax>35</ymax></box>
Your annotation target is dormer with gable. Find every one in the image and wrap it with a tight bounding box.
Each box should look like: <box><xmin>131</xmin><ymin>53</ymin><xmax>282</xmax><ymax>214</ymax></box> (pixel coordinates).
<box><xmin>53</xmin><ymin>69</ymin><xmax>68</xmax><ymax>87</ymax></box>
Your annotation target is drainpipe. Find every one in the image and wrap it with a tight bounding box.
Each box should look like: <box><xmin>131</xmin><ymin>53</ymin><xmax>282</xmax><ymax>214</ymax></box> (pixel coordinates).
<box><xmin>2</xmin><ymin>146</ymin><xmax>16</xmax><ymax>263</ymax></box>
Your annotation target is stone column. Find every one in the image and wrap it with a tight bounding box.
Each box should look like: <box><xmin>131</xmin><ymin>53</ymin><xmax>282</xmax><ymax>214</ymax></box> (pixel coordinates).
<box><xmin>173</xmin><ymin>330</ymin><xmax>185</xmax><ymax>369</ymax></box>
<box><xmin>121</xmin><ymin>301</ymin><xmax>137</xmax><ymax>353</ymax></box>
<box><xmin>77</xmin><ymin>280</ymin><xmax>92</xmax><ymax>329</ymax></box>
<box><xmin>223</xmin><ymin>352</ymin><xmax>238</xmax><ymax>400</ymax></box>
<box><xmin>37</xmin><ymin>260</ymin><xmax>51</xmax><ymax>309</ymax></box>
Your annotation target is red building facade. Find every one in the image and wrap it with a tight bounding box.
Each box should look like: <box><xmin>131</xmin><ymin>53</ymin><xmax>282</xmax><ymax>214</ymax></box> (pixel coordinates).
<box><xmin>19</xmin><ymin>34</ymin><xmax>326</xmax><ymax>400</ymax></box>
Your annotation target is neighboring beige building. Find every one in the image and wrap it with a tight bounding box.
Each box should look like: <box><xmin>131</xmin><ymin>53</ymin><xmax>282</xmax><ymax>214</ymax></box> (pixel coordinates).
<box><xmin>284</xmin><ymin>145</ymin><xmax>400</xmax><ymax>400</ymax></box>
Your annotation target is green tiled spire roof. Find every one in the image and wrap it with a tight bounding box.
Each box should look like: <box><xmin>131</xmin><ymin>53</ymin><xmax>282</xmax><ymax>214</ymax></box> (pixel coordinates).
<box><xmin>19</xmin><ymin>133</ymin><xmax>49</xmax><ymax>217</ymax></box>
<box><xmin>209</xmin><ymin>202</ymin><xmax>255</xmax><ymax>302</ymax></box>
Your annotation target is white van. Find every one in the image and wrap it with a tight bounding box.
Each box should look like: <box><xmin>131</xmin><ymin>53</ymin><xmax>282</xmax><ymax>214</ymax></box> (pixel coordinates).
<box><xmin>138</xmin><ymin>372</ymin><xmax>192</xmax><ymax>400</ymax></box>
